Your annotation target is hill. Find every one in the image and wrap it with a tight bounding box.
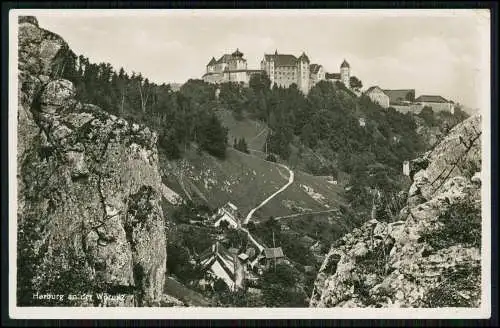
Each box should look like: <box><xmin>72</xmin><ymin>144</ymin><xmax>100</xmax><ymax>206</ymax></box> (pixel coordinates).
<box><xmin>159</xmin><ymin>142</ymin><xmax>346</xmax><ymax>221</ymax></box>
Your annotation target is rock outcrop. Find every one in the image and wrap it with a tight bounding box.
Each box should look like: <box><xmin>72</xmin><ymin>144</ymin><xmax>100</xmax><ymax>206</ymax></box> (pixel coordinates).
<box><xmin>17</xmin><ymin>16</ymin><xmax>167</xmax><ymax>306</ymax></box>
<box><xmin>310</xmin><ymin>114</ymin><xmax>482</xmax><ymax>308</ymax></box>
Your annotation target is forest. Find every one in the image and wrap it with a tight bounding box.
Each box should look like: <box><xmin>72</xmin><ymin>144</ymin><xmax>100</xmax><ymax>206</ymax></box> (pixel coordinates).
<box><xmin>61</xmin><ymin>51</ymin><xmax>228</xmax><ymax>160</ymax></box>
<box><xmin>60</xmin><ymin>50</ymin><xmax>468</xmax><ymax>220</ymax></box>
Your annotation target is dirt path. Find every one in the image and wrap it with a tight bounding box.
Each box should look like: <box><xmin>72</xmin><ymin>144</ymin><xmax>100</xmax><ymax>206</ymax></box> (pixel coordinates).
<box><xmin>274</xmin><ymin>208</ymin><xmax>340</xmax><ymax>221</ymax></box>
<box><xmin>244</xmin><ymin>163</ymin><xmax>294</xmax><ymax>225</ymax></box>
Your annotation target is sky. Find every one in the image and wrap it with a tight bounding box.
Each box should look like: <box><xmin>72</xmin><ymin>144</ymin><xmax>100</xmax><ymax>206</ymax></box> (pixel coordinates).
<box><xmin>29</xmin><ymin>9</ymin><xmax>490</xmax><ymax>110</ymax></box>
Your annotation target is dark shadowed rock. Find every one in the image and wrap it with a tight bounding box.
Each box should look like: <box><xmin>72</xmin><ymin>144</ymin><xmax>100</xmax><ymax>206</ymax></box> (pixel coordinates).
<box><xmin>19</xmin><ymin>15</ymin><xmax>38</xmax><ymax>26</ymax></box>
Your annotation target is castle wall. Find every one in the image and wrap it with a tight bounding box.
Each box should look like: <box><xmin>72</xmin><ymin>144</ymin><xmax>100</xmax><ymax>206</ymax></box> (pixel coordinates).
<box><xmin>419</xmin><ymin>101</ymin><xmax>453</xmax><ymax>113</ymax></box>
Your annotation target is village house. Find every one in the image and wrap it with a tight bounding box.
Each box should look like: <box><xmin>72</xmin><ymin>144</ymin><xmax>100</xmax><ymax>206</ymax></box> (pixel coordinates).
<box><xmin>214</xmin><ymin>202</ymin><xmax>240</xmax><ymax>229</ymax></box>
<box><xmin>415</xmin><ymin>95</ymin><xmax>455</xmax><ymax>113</ymax></box>
<box><xmin>261</xmin><ymin>247</ymin><xmax>285</xmax><ymax>269</ymax></box>
<box><xmin>364</xmin><ymin>86</ymin><xmax>390</xmax><ymax>108</ymax></box>
<box><xmin>198</xmin><ymin>241</ymin><xmax>245</xmax><ymax>291</ymax></box>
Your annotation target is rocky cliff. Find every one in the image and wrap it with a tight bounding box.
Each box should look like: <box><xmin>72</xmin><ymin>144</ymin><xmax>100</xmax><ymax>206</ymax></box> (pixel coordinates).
<box><xmin>310</xmin><ymin>114</ymin><xmax>482</xmax><ymax>308</ymax></box>
<box><xmin>17</xmin><ymin>16</ymin><xmax>167</xmax><ymax>306</ymax></box>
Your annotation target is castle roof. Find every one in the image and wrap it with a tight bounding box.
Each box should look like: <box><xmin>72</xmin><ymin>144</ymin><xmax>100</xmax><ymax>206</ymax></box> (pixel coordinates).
<box><xmin>298</xmin><ymin>52</ymin><xmax>310</xmax><ymax>63</ymax></box>
<box><xmin>207</xmin><ymin>57</ymin><xmax>217</xmax><ymax>66</ymax></box>
<box><xmin>310</xmin><ymin>64</ymin><xmax>322</xmax><ymax>74</ymax></box>
<box><xmin>325</xmin><ymin>72</ymin><xmax>341</xmax><ymax>80</ymax></box>
<box><xmin>341</xmin><ymin>59</ymin><xmax>350</xmax><ymax>68</ymax></box>
<box><xmin>383</xmin><ymin>89</ymin><xmax>415</xmax><ymax>104</ymax></box>
<box><xmin>232</xmin><ymin>48</ymin><xmax>243</xmax><ymax>57</ymax></box>
<box><xmin>415</xmin><ymin>95</ymin><xmax>449</xmax><ymax>103</ymax></box>
<box><xmin>216</xmin><ymin>52</ymin><xmax>247</xmax><ymax>65</ymax></box>
<box><xmin>264</xmin><ymin>53</ymin><xmax>298</xmax><ymax>67</ymax></box>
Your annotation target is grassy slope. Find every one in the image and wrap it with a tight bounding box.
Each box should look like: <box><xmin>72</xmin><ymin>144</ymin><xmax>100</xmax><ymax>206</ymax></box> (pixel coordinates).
<box><xmin>164</xmin><ymin>276</ymin><xmax>214</xmax><ymax>307</ymax></box>
<box><xmin>159</xmin><ymin>110</ymin><xmax>347</xmax><ymax>222</ymax></box>
<box><xmin>214</xmin><ymin>109</ymin><xmax>269</xmax><ymax>152</ymax></box>
<box><xmin>160</xmin><ymin>147</ymin><xmax>288</xmax><ymax>217</ymax></box>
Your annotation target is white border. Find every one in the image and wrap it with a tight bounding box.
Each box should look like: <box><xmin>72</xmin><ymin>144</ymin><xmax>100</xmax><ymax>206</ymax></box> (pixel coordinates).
<box><xmin>8</xmin><ymin>8</ymin><xmax>492</xmax><ymax>320</ymax></box>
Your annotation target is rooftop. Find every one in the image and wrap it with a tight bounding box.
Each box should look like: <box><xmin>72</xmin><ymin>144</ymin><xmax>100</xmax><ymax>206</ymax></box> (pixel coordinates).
<box><xmin>383</xmin><ymin>89</ymin><xmax>415</xmax><ymax>103</ymax></box>
<box><xmin>264</xmin><ymin>53</ymin><xmax>298</xmax><ymax>67</ymax></box>
<box><xmin>298</xmin><ymin>52</ymin><xmax>310</xmax><ymax>63</ymax></box>
<box><xmin>207</xmin><ymin>57</ymin><xmax>216</xmax><ymax>66</ymax></box>
<box><xmin>325</xmin><ymin>72</ymin><xmax>341</xmax><ymax>80</ymax></box>
<box><xmin>226</xmin><ymin>202</ymin><xmax>238</xmax><ymax>211</ymax></box>
<box><xmin>264</xmin><ymin>247</ymin><xmax>284</xmax><ymax>259</ymax></box>
<box><xmin>415</xmin><ymin>95</ymin><xmax>449</xmax><ymax>103</ymax></box>
<box><xmin>310</xmin><ymin>64</ymin><xmax>322</xmax><ymax>74</ymax></box>
<box><xmin>341</xmin><ymin>59</ymin><xmax>350</xmax><ymax>68</ymax></box>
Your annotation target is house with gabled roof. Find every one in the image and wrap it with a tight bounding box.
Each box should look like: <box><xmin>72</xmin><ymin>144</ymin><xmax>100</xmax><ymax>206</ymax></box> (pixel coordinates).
<box><xmin>415</xmin><ymin>95</ymin><xmax>454</xmax><ymax>113</ymax></box>
<box><xmin>262</xmin><ymin>247</ymin><xmax>285</xmax><ymax>269</ymax></box>
<box><xmin>198</xmin><ymin>241</ymin><xmax>245</xmax><ymax>291</ymax></box>
<box><xmin>214</xmin><ymin>202</ymin><xmax>240</xmax><ymax>229</ymax></box>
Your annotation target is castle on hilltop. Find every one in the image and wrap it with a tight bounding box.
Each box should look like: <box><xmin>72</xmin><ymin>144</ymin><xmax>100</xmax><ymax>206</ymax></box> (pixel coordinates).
<box><xmin>202</xmin><ymin>49</ymin><xmax>351</xmax><ymax>94</ymax></box>
<box><xmin>202</xmin><ymin>49</ymin><xmax>265</xmax><ymax>86</ymax></box>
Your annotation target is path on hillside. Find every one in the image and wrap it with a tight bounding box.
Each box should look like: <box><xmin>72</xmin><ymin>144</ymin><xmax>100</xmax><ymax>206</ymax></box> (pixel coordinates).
<box><xmin>273</xmin><ymin>209</ymin><xmax>340</xmax><ymax>221</ymax></box>
<box><xmin>249</xmin><ymin>128</ymin><xmax>267</xmax><ymax>143</ymax></box>
<box><xmin>234</xmin><ymin>162</ymin><xmax>295</xmax><ymax>253</ymax></box>
<box><xmin>244</xmin><ymin>163</ymin><xmax>295</xmax><ymax>225</ymax></box>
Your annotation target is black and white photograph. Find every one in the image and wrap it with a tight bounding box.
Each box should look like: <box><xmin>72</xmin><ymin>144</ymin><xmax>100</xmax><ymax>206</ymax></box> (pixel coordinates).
<box><xmin>8</xmin><ymin>8</ymin><xmax>491</xmax><ymax>319</ymax></box>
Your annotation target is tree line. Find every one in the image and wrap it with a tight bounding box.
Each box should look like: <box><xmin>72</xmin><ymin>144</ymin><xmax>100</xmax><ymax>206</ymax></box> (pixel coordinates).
<box><xmin>60</xmin><ymin>51</ymin><xmax>228</xmax><ymax>159</ymax></box>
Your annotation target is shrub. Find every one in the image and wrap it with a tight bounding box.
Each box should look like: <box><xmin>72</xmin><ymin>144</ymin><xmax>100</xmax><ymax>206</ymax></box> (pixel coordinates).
<box><xmin>458</xmin><ymin>159</ymin><xmax>481</xmax><ymax>180</ymax></box>
<box><xmin>266</xmin><ymin>154</ymin><xmax>277</xmax><ymax>162</ymax></box>
<box><xmin>422</xmin><ymin>264</ymin><xmax>481</xmax><ymax>307</ymax></box>
<box><xmin>356</xmin><ymin>242</ymin><xmax>391</xmax><ymax>276</ymax></box>
<box><xmin>419</xmin><ymin>202</ymin><xmax>481</xmax><ymax>250</ymax></box>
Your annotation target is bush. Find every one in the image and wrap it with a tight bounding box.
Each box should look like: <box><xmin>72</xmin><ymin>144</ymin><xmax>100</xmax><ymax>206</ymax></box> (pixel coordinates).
<box><xmin>422</xmin><ymin>264</ymin><xmax>481</xmax><ymax>307</ymax></box>
<box><xmin>266</xmin><ymin>154</ymin><xmax>277</xmax><ymax>162</ymax></box>
<box><xmin>458</xmin><ymin>159</ymin><xmax>481</xmax><ymax>180</ymax></box>
<box><xmin>419</xmin><ymin>202</ymin><xmax>481</xmax><ymax>250</ymax></box>
<box><xmin>160</xmin><ymin>132</ymin><xmax>181</xmax><ymax>159</ymax></box>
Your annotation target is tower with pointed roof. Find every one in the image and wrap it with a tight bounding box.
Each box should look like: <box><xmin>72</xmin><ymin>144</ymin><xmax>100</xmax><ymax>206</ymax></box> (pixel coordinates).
<box><xmin>340</xmin><ymin>59</ymin><xmax>350</xmax><ymax>87</ymax></box>
<box><xmin>206</xmin><ymin>57</ymin><xmax>217</xmax><ymax>73</ymax></box>
<box><xmin>297</xmin><ymin>51</ymin><xmax>310</xmax><ymax>94</ymax></box>
<box><xmin>203</xmin><ymin>48</ymin><xmax>263</xmax><ymax>85</ymax></box>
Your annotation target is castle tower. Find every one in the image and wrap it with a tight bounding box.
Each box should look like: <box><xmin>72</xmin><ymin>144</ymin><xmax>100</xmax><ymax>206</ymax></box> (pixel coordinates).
<box><xmin>340</xmin><ymin>59</ymin><xmax>350</xmax><ymax>87</ymax></box>
<box><xmin>231</xmin><ymin>48</ymin><xmax>247</xmax><ymax>70</ymax></box>
<box><xmin>267</xmin><ymin>50</ymin><xmax>277</xmax><ymax>87</ymax></box>
<box><xmin>297</xmin><ymin>52</ymin><xmax>310</xmax><ymax>94</ymax></box>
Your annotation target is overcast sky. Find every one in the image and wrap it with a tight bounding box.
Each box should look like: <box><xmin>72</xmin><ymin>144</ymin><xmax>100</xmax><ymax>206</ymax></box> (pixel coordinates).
<box><xmin>30</xmin><ymin>9</ymin><xmax>489</xmax><ymax>109</ymax></box>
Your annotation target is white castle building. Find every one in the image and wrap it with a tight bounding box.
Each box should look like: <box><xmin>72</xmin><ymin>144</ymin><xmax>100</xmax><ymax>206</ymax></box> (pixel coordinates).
<box><xmin>203</xmin><ymin>49</ymin><xmax>352</xmax><ymax>94</ymax></box>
